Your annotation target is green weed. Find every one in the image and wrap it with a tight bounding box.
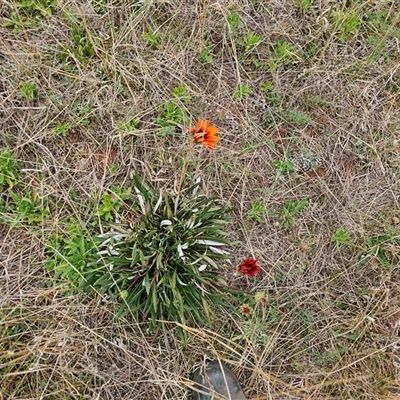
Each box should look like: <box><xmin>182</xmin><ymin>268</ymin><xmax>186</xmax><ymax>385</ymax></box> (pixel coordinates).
<box><xmin>280</xmin><ymin>199</ymin><xmax>309</xmax><ymax>230</ymax></box>
<box><xmin>0</xmin><ymin>148</ymin><xmax>20</xmax><ymax>192</ymax></box>
<box><xmin>360</xmin><ymin>232</ymin><xmax>400</xmax><ymax>271</ymax></box>
<box><xmin>246</xmin><ymin>199</ymin><xmax>267</xmax><ymax>223</ymax></box>
<box><xmin>273</xmin><ymin>153</ymin><xmax>295</xmax><ymax>178</ymax></box>
<box><xmin>157</xmin><ymin>101</ymin><xmax>187</xmax><ymax>135</ymax></box>
<box><xmin>46</xmin><ymin>220</ymin><xmax>98</xmax><ymax>290</ymax></box>
<box><xmin>61</xmin><ymin>25</ymin><xmax>96</xmax><ymax>67</ymax></box>
<box><xmin>19</xmin><ymin>82</ymin><xmax>38</xmax><ymax>100</ymax></box>
<box><xmin>237</xmin><ymin>30</ymin><xmax>262</xmax><ymax>53</ymax></box>
<box><xmin>97</xmin><ymin>187</ymin><xmax>132</xmax><ymax>222</ymax></box>
<box><xmin>233</xmin><ymin>292</ymin><xmax>275</xmax><ymax>345</ymax></box>
<box><xmin>53</xmin><ymin>121</ymin><xmax>70</xmax><ymax>137</ymax></box>
<box><xmin>3</xmin><ymin>0</ymin><xmax>56</xmax><ymax>31</ymax></box>
<box><xmin>269</xmin><ymin>40</ymin><xmax>297</xmax><ymax>70</ymax></box>
<box><xmin>116</xmin><ymin>117</ymin><xmax>140</xmax><ymax>136</ymax></box>
<box><xmin>329</xmin><ymin>8</ymin><xmax>361</xmax><ymax>42</ymax></box>
<box><xmin>71</xmin><ymin>101</ymin><xmax>93</xmax><ymax>126</ymax></box>
<box><xmin>282</xmin><ymin>109</ymin><xmax>314</xmax><ymax>126</ymax></box>
<box><xmin>295</xmin><ymin>0</ymin><xmax>312</xmax><ymax>12</ymax></box>
<box><xmin>199</xmin><ymin>46</ymin><xmax>214</xmax><ymax>64</ymax></box>
<box><xmin>226</xmin><ymin>12</ymin><xmax>242</xmax><ymax>32</ymax></box>
<box><xmin>142</xmin><ymin>28</ymin><xmax>161</xmax><ymax>49</ymax></box>
<box><xmin>265</xmin><ymin>91</ymin><xmax>283</xmax><ymax>107</ymax></box>
<box><xmin>2</xmin><ymin>191</ymin><xmax>50</xmax><ymax>228</ymax></box>
<box><xmin>233</xmin><ymin>84</ymin><xmax>251</xmax><ymax>100</ymax></box>
<box><xmin>172</xmin><ymin>83</ymin><xmax>192</xmax><ymax>103</ymax></box>
<box><xmin>292</xmin><ymin>149</ymin><xmax>321</xmax><ymax>172</ymax></box>
<box><xmin>261</xmin><ymin>80</ymin><xmax>274</xmax><ymax>93</ymax></box>
<box><xmin>332</xmin><ymin>228</ymin><xmax>351</xmax><ymax>246</ymax></box>
<box><xmin>93</xmin><ymin>0</ymin><xmax>115</xmax><ymax>15</ymax></box>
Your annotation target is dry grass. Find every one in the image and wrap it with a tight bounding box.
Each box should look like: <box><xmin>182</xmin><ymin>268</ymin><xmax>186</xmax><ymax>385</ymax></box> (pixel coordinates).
<box><xmin>1</xmin><ymin>0</ymin><xmax>400</xmax><ymax>398</ymax></box>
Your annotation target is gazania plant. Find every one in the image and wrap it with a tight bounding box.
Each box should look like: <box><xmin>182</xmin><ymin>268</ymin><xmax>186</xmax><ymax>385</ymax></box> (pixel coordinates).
<box><xmin>76</xmin><ymin>175</ymin><xmax>236</xmax><ymax>339</ymax></box>
<box><xmin>190</xmin><ymin>119</ymin><xmax>220</xmax><ymax>149</ymax></box>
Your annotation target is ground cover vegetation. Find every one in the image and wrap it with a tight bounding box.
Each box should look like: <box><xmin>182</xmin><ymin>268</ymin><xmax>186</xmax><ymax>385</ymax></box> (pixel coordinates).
<box><xmin>1</xmin><ymin>0</ymin><xmax>400</xmax><ymax>398</ymax></box>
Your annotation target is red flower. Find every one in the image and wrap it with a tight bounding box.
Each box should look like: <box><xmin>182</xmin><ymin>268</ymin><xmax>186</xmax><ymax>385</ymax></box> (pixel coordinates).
<box><xmin>255</xmin><ymin>291</ymin><xmax>267</xmax><ymax>304</ymax></box>
<box><xmin>189</xmin><ymin>119</ymin><xmax>220</xmax><ymax>149</ymax></box>
<box><xmin>239</xmin><ymin>258</ymin><xmax>261</xmax><ymax>277</ymax></box>
<box><xmin>239</xmin><ymin>303</ymin><xmax>253</xmax><ymax>316</ymax></box>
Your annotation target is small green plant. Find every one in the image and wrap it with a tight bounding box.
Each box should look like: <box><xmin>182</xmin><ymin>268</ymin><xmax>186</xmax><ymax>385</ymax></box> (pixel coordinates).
<box><xmin>273</xmin><ymin>153</ymin><xmax>295</xmax><ymax>178</ymax></box>
<box><xmin>172</xmin><ymin>83</ymin><xmax>192</xmax><ymax>103</ymax></box>
<box><xmin>261</xmin><ymin>80</ymin><xmax>274</xmax><ymax>93</ymax></box>
<box><xmin>233</xmin><ymin>84</ymin><xmax>251</xmax><ymax>100</ymax></box>
<box><xmin>93</xmin><ymin>0</ymin><xmax>114</xmax><ymax>14</ymax></box>
<box><xmin>265</xmin><ymin>91</ymin><xmax>283</xmax><ymax>107</ymax></box>
<box><xmin>282</xmin><ymin>108</ymin><xmax>314</xmax><ymax>126</ymax></box>
<box><xmin>71</xmin><ymin>101</ymin><xmax>93</xmax><ymax>126</ymax></box>
<box><xmin>72</xmin><ymin>25</ymin><xmax>95</xmax><ymax>58</ymax></box>
<box><xmin>295</xmin><ymin>0</ymin><xmax>312</xmax><ymax>11</ymax></box>
<box><xmin>311</xmin><ymin>345</ymin><xmax>346</xmax><ymax>365</ymax></box>
<box><xmin>46</xmin><ymin>220</ymin><xmax>98</xmax><ymax>290</ymax></box>
<box><xmin>142</xmin><ymin>28</ymin><xmax>160</xmax><ymax>49</ymax></box>
<box><xmin>3</xmin><ymin>0</ymin><xmax>56</xmax><ymax>31</ymax></box>
<box><xmin>226</xmin><ymin>12</ymin><xmax>242</xmax><ymax>32</ymax></box>
<box><xmin>246</xmin><ymin>199</ymin><xmax>267</xmax><ymax>223</ymax></box>
<box><xmin>360</xmin><ymin>232</ymin><xmax>400</xmax><ymax>271</ymax></box>
<box><xmin>157</xmin><ymin>101</ymin><xmax>187</xmax><ymax>135</ymax></box>
<box><xmin>48</xmin><ymin>176</ymin><xmax>237</xmax><ymax>340</ymax></box>
<box><xmin>280</xmin><ymin>199</ymin><xmax>309</xmax><ymax>229</ymax></box>
<box><xmin>117</xmin><ymin>117</ymin><xmax>140</xmax><ymax>135</ymax></box>
<box><xmin>97</xmin><ymin>187</ymin><xmax>132</xmax><ymax>222</ymax></box>
<box><xmin>303</xmin><ymin>94</ymin><xmax>331</xmax><ymax>107</ymax></box>
<box><xmin>61</xmin><ymin>26</ymin><xmax>95</xmax><ymax>66</ymax></box>
<box><xmin>53</xmin><ymin>121</ymin><xmax>70</xmax><ymax>136</ymax></box>
<box><xmin>329</xmin><ymin>9</ymin><xmax>361</xmax><ymax>42</ymax></box>
<box><xmin>269</xmin><ymin>40</ymin><xmax>297</xmax><ymax>70</ymax></box>
<box><xmin>3</xmin><ymin>191</ymin><xmax>50</xmax><ymax>228</ymax></box>
<box><xmin>332</xmin><ymin>228</ymin><xmax>350</xmax><ymax>245</ymax></box>
<box><xmin>19</xmin><ymin>82</ymin><xmax>38</xmax><ymax>100</ymax></box>
<box><xmin>199</xmin><ymin>46</ymin><xmax>214</xmax><ymax>64</ymax></box>
<box><xmin>237</xmin><ymin>30</ymin><xmax>262</xmax><ymax>53</ymax></box>
<box><xmin>0</xmin><ymin>148</ymin><xmax>20</xmax><ymax>191</ymax></box>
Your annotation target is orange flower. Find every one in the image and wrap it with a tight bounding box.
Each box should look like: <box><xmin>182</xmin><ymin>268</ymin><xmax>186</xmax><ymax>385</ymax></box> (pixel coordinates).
<box><xmin>189</xmin><ymin>119</ymin><xmax>220</xmax><ymax>149</ymax></box>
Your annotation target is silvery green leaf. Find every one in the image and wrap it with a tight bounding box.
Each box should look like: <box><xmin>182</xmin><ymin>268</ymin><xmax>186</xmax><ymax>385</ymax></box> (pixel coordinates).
<box><xmin>153</xmin><ymin>190</ymin><xmax>163</xmax><ymax>213</ymax></box>
<box><xmin>109</xmin><ymin>248</ymin><xmax>120</xmax><ymax>256</ymax></box>
<box><xmin>174</xmin><ymin>196</ymin><xmax>180</xmax><ymax>214</ymax></box>
<box><xmin>193</xmin><ymin>177</ymin><xmax>201</xmax><ymax>195</ymax></box>
<box><xmin>160</xmin><ymin>220</ymin><xmax>172</xmax><ymax>226</ymax></box>
<box><xmin>99</xmin><ymin>237</ymin><xmax>112</xmax><ymax>246</ymax></box>
<box><xmin>188</xmin><ymin>257</ymin><xmax>202</xmax><ymax>265</ymax></box>
<box><xmin>195</xmin><ymin>239</ymin><xmax>226</xmax><ymax>246</ymax></box>
<box><xmin>177</xmin><ymin>243</ymin><xmax>184</xmax><ymax>258</ymax></box>
<box><xmin>112</xmin><ymin>234</ymin><xmax>129</xmax><ymax>240</ymax></box>
<box><xmin>192</xmin><ymin>280</ymin><xmax>209</xmax><ymax>293</ymax></box>
<box><xmin>185</xmin><ymin>219</ymin><xmax>195</xmax><ymax>229</ymax></box>
<box><xmin>209</xmin><ymin>246</ymin><xmax>230</xmax><ymax>255</ymax></box>
<box><xmin>134</xmin><ymin>186</ymin><xmax>146</xmax><ymax>213</ymax></box>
